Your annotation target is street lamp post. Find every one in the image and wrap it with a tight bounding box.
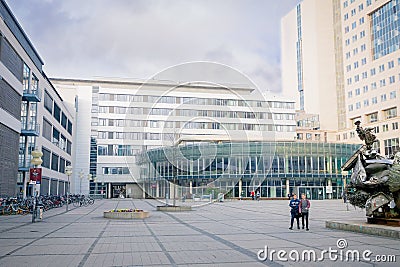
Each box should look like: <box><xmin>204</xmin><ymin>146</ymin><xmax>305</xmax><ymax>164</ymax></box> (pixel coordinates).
<box><xmin>87</xmin><ymin>174</ymin><xmax>92</xmax><ymax>197</ymax></box>
<box><xmin>65</xmin><ymin>165</ymin><xmax>72</xmax><ymax>212</ymax></box>
<box><xmin>79</xmin><ymin>170</ymin><xmax>84</xmax><ymax>195</ymax></box>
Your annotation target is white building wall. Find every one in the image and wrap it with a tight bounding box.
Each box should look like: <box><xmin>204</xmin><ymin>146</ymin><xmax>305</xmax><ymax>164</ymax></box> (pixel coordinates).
<box><xmin>53</xmin><ymin>78</ymin><xmax>297</xmax><ymax>197</ymax></box>
<box><xmin>281</xmin><ymin>0</ymin><xmax>338</xmax><ymax>131</ymax></box>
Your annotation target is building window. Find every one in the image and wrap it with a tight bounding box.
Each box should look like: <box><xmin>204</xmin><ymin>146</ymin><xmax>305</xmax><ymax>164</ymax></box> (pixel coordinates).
<box><xmin>61</xmin><ymin>113</ymin><xmax>67</xmax><ymax>129</ymax></box>
<box><xmin>297</xmin><ymin>133</ymin><xmax>303</xmax><ymax>140</ymax></box>
<box><xmin>51</xmin><ymin>153</ymin><xmax>59</xmax><ymax>171</ymax></box>
<box><xmin>363</xmin><ymin>85</ymin><xmax>368</xmax><ymax>93</ymax></box>
<box><xmin>393</xmin><ymin>122</ymin><xmax>399</xmax><ymax>130</ymax></box>
<box><xmin>42</xmin><ymin>118</ymin><xmax>52</xmax><ymax>141</ymax></box>
<box><xmin>381</xmin><ymin>94</ymin><xmax>387</xmax><ymax>102</ymax></box>
<box><xmin>380</xmin><ymin>79</ymin><xmax>386</xmax><ymax>87</ymax></box>
<box><xmin>371</xmin><ymin>82</ymin><xmax>377</xmax><ymax>90</ymax></box>
<box><xmin>384</xmin><ymin>138</ymin><xmax>399</xmax><ymax>156</ymax></box>
<box><xmin>379</xmin><ymin>64</ymin><xmax>385</xmax><ymax>72</ymax></box>
<box><xmin>372</xmin><ymin>97</ymin><xmax>377</xmax><ymax>104</ymax></box>
<box><xmin>23</xmin><ymin>64</ymin><xmax>30</xmax><ymax>91</ymax></box>
<box><xmin>42</xmin><ymin>147</ymin><xmax>51</xmax><ymax>169</ymax></box>
<box><xmin>364</xmin><ymin>99</ymin><xmax>369</xmax><ymax>107</ymax></box>
<box><xmin>361</xmin><ymin>58</ymin><xmax>367</xmax><ymax>65</ymax></box>
<box><xmin>368</xmin><ymin>112</ymin><xmax>378</xmax><ymax>123</ymax></box>
<box><xmin>390</xmin><ymin>91</ymin><xmax>397</xmax><ymax>99</ymax></box>
<box><xmin>44</xmin><ymin>90</ymin><xmax>53</xmax><ymax>113</ymax></box>
<box><xmin>67</xmin><ymin>120</ymin><xmax>73</xmax><ymax>135</ymax></box>
<box><xmin>388</xmin><ymin>60</ymin><xmax>395</xmax><ymax>69</ymax></box>
<box><xmin>348</xmin><ymin>91</ymin><xmax>353</xmax><ymax>98</ymax></box>
<box><xmin>52</xmin><ymin>127</ymin><xmax>60</xmax><ymax>146</ymax></box>
<box><xmin>53</xmin><ymin>103</ymin><xmax>61</xmax><ymax>122</ymax></box>
<box><xmin>370</xmin><ymin>68</ymin><xmax>376</xmax><ymax>76</ymax></box>
<box><xmin>348</xmin><ymin>104</ymin><xmax>353</xmax><ymax>111</ymax></box>
<box><xmin>371</xmin><ymin>0</ymin><xmax>400</xmax><ymax>59</ymax></box>
<box><xmin>383</xmin><ymin>124</ymin><xmax>389</xmax><ymax>132</ymax></box>
<box><xmin>356</xmin><ymin>102</ymin><xmax>361</xmax><ymax>109</ymax></box>
<box><xmin>385</xmin><ymin>107</ymin><xmax>397</xmax><ymax>119</ymax></box>
<box><xmin>361</xmin><ymin>44</ymin><xmax>366</xmax><ymax>51</ymax></box>
<box><xmin>59</xmin><ymin>157</ymin><xmax>65</xmax><ymax>174</ymax></box>
<box><xmin>355</xmin><ymin>88</ymin><xmax>361</xmax><ymax>95</ymax></box>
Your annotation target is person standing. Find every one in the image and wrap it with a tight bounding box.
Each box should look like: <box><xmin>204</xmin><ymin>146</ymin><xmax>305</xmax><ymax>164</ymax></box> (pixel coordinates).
<box><xmin>299</xmin><ymin>193</ymin><xmax>310</xmax><ymax>231</ymax></box>
<box><xmin>289</xmin><ymin>193</ymin><xmax>300</xmax><ymax>230</ymax></box>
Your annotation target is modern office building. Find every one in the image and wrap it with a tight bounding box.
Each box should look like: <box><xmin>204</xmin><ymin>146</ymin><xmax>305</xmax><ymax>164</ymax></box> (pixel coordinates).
<box><xmin>51</xmin><ymin>77</ymin><xmax>297</xmax><ymax>198</ymax></box>
<box><xmin>281</xmin><ymin>0</ymin><xmax>399</xmax><ymax>156</ymax></box>
<box><xmin>281</xmin><ymin>0</ymin><xmax>340</xmax><ymax>131</ymax></box>
<box><xmin>0</xmin><ymin>0</ymin><xmax>74</xmax><ymax>197</ymax></box>
<box><xmin>339</xmin><ymin>0</ymin><xmax>399</xmax><ymax>156</ymax></box>
<box><xmin>136</xmin><ymin>141</ymin><xmax>358</xmax><ymax>200</ymax></box>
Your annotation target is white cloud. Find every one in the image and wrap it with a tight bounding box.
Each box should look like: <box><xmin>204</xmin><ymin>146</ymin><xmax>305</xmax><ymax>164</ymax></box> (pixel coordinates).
<box><xmin>7</xmin><ymin>0</ymin><xmax>298</xmax><ymax>92</ymax></box>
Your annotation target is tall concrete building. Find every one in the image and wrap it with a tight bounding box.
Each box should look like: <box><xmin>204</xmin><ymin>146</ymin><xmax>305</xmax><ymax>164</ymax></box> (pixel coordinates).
<box><xmin>339</xmin><ymin>0</ymin><xmax>399</xmax><ymax>157</ymax></box>
<box><xmin>52</xmin><ymin>78</ymin><xmax>297</xmax><ymax>198</ymax></box>
<box><xmin>0</xmin><ymin>0</ymin><xmax>74</xmax><ymax>197</ymax></box>
<box><xmin>282</xmin><ymin>0</ymin><xmax>399</xmax><ymax>156</ymax></box>
<box><xmin>281</xmin><ymin>0</ymin><xmax>340</xmax><ymax>131</ymax></box>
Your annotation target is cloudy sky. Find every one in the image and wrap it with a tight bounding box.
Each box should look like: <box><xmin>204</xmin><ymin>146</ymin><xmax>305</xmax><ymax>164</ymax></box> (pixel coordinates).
<box><xmin>7</xmin><ymin>0</ymin><xmax>298</xmax><ymax>92</ymax></box>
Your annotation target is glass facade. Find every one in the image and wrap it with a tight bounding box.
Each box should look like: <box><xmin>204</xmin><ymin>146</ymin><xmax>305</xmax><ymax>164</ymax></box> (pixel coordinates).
<box><xmin>136</xmin><ymin>142</ymin><xmax>359</xmax><ymax>200</ymax></box>
<box><xmin>371</xmin><ymin>0</ymin><xmax>400</xmax><ymax>59</ymax></box>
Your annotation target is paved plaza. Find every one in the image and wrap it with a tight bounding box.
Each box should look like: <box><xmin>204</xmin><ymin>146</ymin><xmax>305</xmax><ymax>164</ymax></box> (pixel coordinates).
<box><xmin>0</xmin><ymin>199</ymin><xmax>399</xmax><ymax>267</ymax></box>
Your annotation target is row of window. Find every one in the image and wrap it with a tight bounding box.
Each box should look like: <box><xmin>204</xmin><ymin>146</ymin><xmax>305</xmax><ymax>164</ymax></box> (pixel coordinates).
<box><xmin>97</xmin><ymin>145</ymin><xmax>141</xmax><ymax>156</ymax></box>
<box><xmin>97</xmin><ymin>106</ymin><xmax>295</xmax><ymax>120</ymax></box>
<box><xmin>102</xmin><ymin>167</ymin><xmax>130</xmax><ymax>175</ymax></box>
<box><xmin>346</xmin><ymin>58</ymin><xmax>400</xmax><ymax>75</ymax></box>
<box><xmin>152</xmin><ymin>155</ymin><xmax>347</xmax><ymax>177</ymax></box>
<box><xmin>348</xmin><ymin>92</ymin><xmax>397</xmax><ymax>111</ymax></box>
<box><xmin>98</xmin><ymin>93</ymin><xmax>295</xmax><ymax>109</ymax></box>
<box><xmin>42</xmin><ymin>118</ymin><xmax>72</xmax><ymax>155</ymax></box>
<box><xmin>42</xmin><ymin>147</ymin><xmax>71</xmax><ymax>173</ymax></box>
<box><xmin>44</xmin><ymin>90</ymin><xmax>73</xmax><ymax>135</ymax></box>
<box><xmin>343</xmin><ymin>122</ymin><xmax>398</xmax><ymax>141</ymax></box>
<box><xmin>346</xmin><ymin>73</ymin><xmax>400</xmax><ymax>87</ymax></box>
<box><xmin>97</xmin><ymin>125</ymin><xmax>296</xmax><ymax>140</ymax></box>
<box><xmin>350</xmin><ymin>107</ymin><xmax>397</xmax><ymax>124</ymax></box>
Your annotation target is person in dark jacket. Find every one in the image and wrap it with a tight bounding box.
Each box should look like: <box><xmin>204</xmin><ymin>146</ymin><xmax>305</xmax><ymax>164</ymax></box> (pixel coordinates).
<box><xmin>289</xmin><ymin>194</ymin><xmax>301</xmax><ymax>230</ymax></box>
<box><xmin>299</xmin><ymin>193</ymin><xmax>310</xmax><ymax>231</ymax></box>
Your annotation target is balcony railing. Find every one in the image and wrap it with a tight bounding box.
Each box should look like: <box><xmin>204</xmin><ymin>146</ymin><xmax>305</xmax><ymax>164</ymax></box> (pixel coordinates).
<box><xmin>21</xmin><ymin>121</ymin><xmax>40</xmax><ymax>136</ymax></box>
<box><xmin>22</xmin><ymin>87</ymin><xmax>42</xmax><ymax>102</ymax></box>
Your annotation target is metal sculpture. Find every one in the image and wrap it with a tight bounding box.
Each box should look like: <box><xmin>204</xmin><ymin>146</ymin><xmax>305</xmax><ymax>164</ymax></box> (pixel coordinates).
<box><xmin>342</xmin><ymin>121</ymin><xmax>400</xmax><ymax>221</ymax></box>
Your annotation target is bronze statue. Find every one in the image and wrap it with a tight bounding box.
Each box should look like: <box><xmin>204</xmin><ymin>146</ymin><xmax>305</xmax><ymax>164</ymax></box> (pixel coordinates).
<box><xmin>343</xmin><ymin>122</ymin><xmax>400</xmax><ymax>222</ymax></box>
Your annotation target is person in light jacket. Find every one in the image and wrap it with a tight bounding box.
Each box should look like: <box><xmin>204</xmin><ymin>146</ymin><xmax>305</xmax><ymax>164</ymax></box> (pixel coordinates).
<box><xmin>299</xmin><ymin>193</ymin><xmax>310</xmax><ymax>231</ymax></box>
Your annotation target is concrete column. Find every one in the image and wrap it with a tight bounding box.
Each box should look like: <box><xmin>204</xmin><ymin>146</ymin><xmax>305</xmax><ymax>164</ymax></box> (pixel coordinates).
<box><xmin>189</xmin><ymin>180</ymin><xmax>193</xmax><ymax>194</ymax></box>
<box><xmin>286</xmin><ymin>179</ymin><xmax>290</xmax><ymax>197</ymax></box>
<box><xmin>56</xmin><ymin>179</ymin><xmax>59</xmax><ymax>195</ymax></box>
<box><xmin>327</xmin><ymin>179</ymin><xmax>332</xmax><ymax>199</ymax></box>
<box><xmin>143</xmin><ymin>182</ymin><xmax>146</xmax><ymax>199</ymax></box>
<box><xmin>108</xmin><ymin>183</ymin><xmax>112</xmax><ymax>198</ymax></box>
<box><xmin>156</xmin><ymin>181</ymin><xmax>160</xmax><ymax>198</ymax></box>
<box><xmin>270</xmin><ymin>186</ymin><xmax>276</xmax><ymax>197</ymax></box>
<box><xmin>239</xmin><ymin>179</ymin><xmax>243</xmax><ymax>198</ymax></box>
